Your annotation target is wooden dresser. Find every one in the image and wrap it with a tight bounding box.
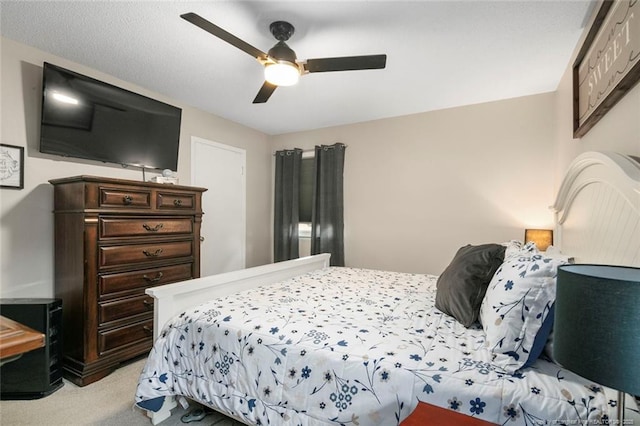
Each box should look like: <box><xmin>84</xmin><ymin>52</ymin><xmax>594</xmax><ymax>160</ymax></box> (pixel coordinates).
<box><xmin>49</xmin><ymin>176</ymin><xmax>207</xmax><ymax>386</ymax></box>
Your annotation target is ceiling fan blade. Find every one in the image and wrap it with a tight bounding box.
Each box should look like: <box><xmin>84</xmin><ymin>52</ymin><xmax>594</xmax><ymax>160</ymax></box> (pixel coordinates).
<box><xmin>253</xmin><ymin>82</ymin><xmax>277</xmax><ymax>104</ymax></box>
<box><xmin>303</xmin><ymin>54</ymin><xmax>387</xmax><ymax>73</ymax></box>
<box><xmin>181</xmin><ymin>13</ymin><xmax>268</xmax><ymax>61</ymax></box>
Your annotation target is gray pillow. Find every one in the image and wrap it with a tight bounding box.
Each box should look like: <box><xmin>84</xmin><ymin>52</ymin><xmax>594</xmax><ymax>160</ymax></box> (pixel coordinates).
<box><xmin>435</xmin><ymin>243</ymin><xmax>506</xmax><ymax>327</ymax></box>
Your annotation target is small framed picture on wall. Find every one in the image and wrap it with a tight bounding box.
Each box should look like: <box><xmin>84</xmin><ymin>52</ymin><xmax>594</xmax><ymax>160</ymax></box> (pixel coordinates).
<box><xmin>0</xmin><ymin>144</ymin><xmax>25</xmax><ymax>189</ymax></box>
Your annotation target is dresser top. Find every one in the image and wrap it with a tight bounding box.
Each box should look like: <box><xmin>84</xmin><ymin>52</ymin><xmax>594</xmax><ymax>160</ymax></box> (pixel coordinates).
<box><xmin>49</xmin><ymin>175</ymin><xmax>207</xmax><ymax>192</ymax></box>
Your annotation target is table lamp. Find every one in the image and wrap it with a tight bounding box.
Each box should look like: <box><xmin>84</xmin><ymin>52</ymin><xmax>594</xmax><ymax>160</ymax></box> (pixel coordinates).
<box><xmin>524</xmin><ymin>229</ymin><xmax>553</xmax><ymax>251</ymax></box>
<box><xmin>554</xmin><ymin>264</ymin><xmax>640</xmax><ymax>421</ymax></box>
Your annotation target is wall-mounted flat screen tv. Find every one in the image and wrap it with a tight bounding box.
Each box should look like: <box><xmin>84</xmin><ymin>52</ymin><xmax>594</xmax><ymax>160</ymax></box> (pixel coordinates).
<box><xmin>40</xmin><ymin>62</ymin><xmax>181</xmax><ymax>171</ymax></box>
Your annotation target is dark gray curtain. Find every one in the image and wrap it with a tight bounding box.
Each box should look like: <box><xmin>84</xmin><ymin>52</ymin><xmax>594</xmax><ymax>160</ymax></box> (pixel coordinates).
<box><xmin>274</xmin><ymin>148</ymin><xmax>302</xmax><ymax>262</ymax></box>
<box><xmin>311</xmin><ymin>143</ymin><xmax>346</xmax><ymax>266</ymax></box>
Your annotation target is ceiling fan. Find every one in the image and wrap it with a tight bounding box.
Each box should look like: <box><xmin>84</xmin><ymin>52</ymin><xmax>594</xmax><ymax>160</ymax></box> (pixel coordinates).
<box><xmin>181</xmin><ymin>13</ymin><xmax>387</xmax><ymax>104</ymax></box>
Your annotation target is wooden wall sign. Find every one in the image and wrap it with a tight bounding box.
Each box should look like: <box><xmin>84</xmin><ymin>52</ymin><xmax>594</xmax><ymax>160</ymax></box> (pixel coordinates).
<box><xmin>573</xmin><ymin>0</ymin><xmax>640</xmax><ymax>138</ymax></box>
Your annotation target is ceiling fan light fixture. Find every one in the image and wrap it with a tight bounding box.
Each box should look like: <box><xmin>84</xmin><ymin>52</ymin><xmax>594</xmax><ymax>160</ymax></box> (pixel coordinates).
<box><xmin>264</xmin><ymin>61</ymin><xmax>300</xmax><ymax>86</ymax></box>
<box><xmin>180</xmin><ymin>13</ymin><xmax>387</xmax><ymax>103</ymax></box>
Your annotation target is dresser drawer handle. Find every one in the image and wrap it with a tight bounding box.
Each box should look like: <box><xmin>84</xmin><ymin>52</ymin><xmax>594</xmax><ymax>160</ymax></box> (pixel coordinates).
<box><xmin>142</xmin><ymin>272</ymin><xmax>164</xmax><ymax>283</ymax></box>
<box><xmin>143</xmin><ymin>325</ymin><xmax>153</xmax><ymax>335</ymax></box>
<box><xmin>142</xmin><ymin>223</ymin><xmax>164</xmax><ymax>232</ymax></box>
<box><xmin>142</xmin><ymin>248</ymin><xmax>163</xmax><ymax>257</ymax></box>
<box><xmin>173</xmin><ymin>199</ymin><xmax>183</xmax><ymax>207</ymax></box>
<box><xmin>143</xmin><ymin>299</ymin><xmax>154</xmax><ymax>309</ymax></box>
<box><xmin>122</xmin><ymin>195</ymin><xmax>133</xmax><ymax>205</ymax></box>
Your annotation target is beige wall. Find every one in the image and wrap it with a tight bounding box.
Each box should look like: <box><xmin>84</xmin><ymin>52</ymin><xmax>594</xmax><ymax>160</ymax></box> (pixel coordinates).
<box><xmin>0</xmin><ymin>37</ymin><xmax>272</xmax><ymax>298</ymax></box>
<box><xmin>272</xmin><ymin>92</ymin><xmax>558</xmax><ymax>275</ymax></box>
<box><xmin>270</xmin><ymin>71</ymin><xmax>638</xmax><ymax>277</ymax></box>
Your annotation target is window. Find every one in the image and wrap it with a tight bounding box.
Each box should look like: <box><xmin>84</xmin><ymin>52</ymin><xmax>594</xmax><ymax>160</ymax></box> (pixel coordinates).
<box><xmin>299</xmin><ymin>157</ymin><xmax>314</xmax><ymax>222</ymax></box>
<box><xmin>299</xmin><ymin>156</ymin><xmax>314</xmax><ymax>238</ymax></box>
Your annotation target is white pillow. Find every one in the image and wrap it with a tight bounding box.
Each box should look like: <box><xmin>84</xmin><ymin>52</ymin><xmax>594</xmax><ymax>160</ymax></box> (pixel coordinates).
<box><xmin>480</xmin><ymin>249</ymin><xmax>567</xmax><ymax>373</ymax></box>
<box><xmin>502</xmin><ymin>240</ymin><xmax>537</xmax><ymax>260</ymax></box>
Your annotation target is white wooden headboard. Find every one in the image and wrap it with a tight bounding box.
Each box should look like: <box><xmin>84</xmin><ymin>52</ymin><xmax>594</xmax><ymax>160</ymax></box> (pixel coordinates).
<box><xmin>551</xmin><ymin>151</ymin><xmax>640</xmax><ymax>267</ymax></box>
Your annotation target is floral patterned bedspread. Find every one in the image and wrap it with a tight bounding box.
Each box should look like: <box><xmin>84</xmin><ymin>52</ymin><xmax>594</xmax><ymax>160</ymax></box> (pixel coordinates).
<box><xmin>135</xmin><ymin>267</ymin><xmax>616</xmax><ymax>425</ymax></box>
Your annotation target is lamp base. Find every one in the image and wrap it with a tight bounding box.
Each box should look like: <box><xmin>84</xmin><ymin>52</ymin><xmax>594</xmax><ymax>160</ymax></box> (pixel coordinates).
<box><xmin>618</xmin><ymin>390</ymin><xmax>625</xmax><ymax>423</ymax></box>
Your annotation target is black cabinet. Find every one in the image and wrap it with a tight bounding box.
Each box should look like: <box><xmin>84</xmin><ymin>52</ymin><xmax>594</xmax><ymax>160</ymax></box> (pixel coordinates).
<box><xmin>0</xmin><ymin>298</ymin><xmax>63</xmax><ymax>399</ymax></box>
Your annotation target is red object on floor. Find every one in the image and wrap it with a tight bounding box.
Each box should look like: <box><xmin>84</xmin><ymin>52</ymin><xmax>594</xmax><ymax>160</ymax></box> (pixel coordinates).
<box><xmin>400</xmin><ymin>402</ymin><xmax>497</xmax><ymax>425</ymax></box>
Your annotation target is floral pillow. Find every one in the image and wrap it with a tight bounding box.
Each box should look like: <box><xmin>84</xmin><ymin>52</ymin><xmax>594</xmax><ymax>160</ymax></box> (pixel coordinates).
<box><xmin>479</xmin><ymin>248</ymin><xmax>567</xmax><ymax>373</ymax></box>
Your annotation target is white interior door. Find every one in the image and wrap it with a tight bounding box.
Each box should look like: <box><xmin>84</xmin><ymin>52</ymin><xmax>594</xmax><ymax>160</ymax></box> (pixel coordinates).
<box><xmin>191</xmin><ymin>137</ymin><xmax>246</xmax><ymax>275</ymax></box>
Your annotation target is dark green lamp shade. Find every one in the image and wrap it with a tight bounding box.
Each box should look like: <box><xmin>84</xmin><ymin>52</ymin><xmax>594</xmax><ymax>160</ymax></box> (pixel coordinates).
<box><xmin>554</xmin><ymin>264</ymin><xmax>640</xmax><ymax>396</ymax></box>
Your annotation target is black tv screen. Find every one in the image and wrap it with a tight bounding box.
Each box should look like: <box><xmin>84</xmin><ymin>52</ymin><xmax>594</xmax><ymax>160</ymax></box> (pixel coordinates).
<box><xmin>40</xmin><ymin>62</ymin><xmax>181</xmax><ymax>171</ymax></box>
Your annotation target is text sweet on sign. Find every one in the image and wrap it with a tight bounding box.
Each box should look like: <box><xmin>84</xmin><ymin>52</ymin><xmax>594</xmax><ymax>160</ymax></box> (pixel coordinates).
<box><xmin>573</xmin><ymin>0</ymin><xmax>639</xmax><ymax>138</ymax></box>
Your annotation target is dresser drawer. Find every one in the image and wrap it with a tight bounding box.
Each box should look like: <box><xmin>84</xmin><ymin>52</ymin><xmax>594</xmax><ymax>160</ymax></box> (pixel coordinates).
<box><xmin>99</xmin><ymin>217</ymin><xmax>193</xmax><ymax>239</ymax></box>
<box><xmin>99</xmin><ymin>263</ymin><xmax>193</xmax><ymax>296</ymax></box>
<box><xmin>99</xmin><ymin>294</ymin><xmax>154</xmax><ymax>324</ymax></box>
<box><xmin>99</xmin><ymin>187</ymin><xmax>151</xmax><ymax>208</ymax></box>
<box><xmin>98</xmin><ymin>318</ymin><xmax>153</xmax><ymax>354</ymax></box>
<box><xmin>157</xmin><ymin>191</ymin><xmax>195</xmax><ymax>210</ymax></box>
<box><xmin>99</xmin><ymin>241</ymin><xmax>193</xmax><ymax>268</ymax></box>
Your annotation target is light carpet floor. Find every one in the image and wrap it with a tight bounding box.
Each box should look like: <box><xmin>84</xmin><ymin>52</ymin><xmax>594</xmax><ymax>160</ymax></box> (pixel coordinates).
<box><xmin>0</xmin><ymin>356</ymin><xmax>245</xmax><ymax>426</ymax></box>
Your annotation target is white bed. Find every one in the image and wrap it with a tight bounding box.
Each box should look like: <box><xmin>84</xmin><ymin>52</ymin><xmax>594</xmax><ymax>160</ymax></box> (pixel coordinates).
<box><xmin>136</xmin><ymin>151</ymin><xmax>640</xmax><ymax>425</ymax></box>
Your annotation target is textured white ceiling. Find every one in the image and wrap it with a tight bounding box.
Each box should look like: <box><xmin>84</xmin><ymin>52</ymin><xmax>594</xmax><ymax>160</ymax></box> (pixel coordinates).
<box><xmin>0</xmin><ymin>1</ymin><xmax>595</xmax><ymax>135</ymax></box>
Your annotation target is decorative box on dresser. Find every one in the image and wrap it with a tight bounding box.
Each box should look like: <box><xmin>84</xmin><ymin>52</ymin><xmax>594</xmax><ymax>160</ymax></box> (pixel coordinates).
<box><xmin>49</xmin><ymin>176</ymin><xmax>207</xmax><ymax>386</ymax></box>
